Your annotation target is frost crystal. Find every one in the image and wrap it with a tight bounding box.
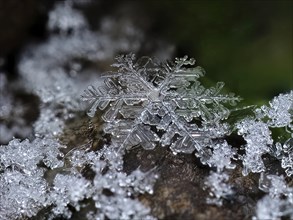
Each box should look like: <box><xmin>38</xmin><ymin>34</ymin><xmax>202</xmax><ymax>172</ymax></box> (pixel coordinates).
<box><xmin>0</xmin><ymin>170</ymin><xmax>48</xmax><ymax>219</ymax></box>
<box><xmin>49</xmin><ymin>174</ymin><xmax>91</xmax><ymax>218</ymax></box>
<box><xmin>255</xmin><ymin>91</ymin><xmax>293</xmax><ymax>128</ymax></box>
<box><xmin>0</xmin><ymin>138</ymin><xmax>64</xmax><ymax>219</ymax></box>
<box><xmin>58</xmin><ymin>144</ymin><xmax>157</xmax><ymax>219</ymax></box>
<box><xmin>258</xmin><ymin>173</ymin><xmax>288</xmax><ymax>197</ymax></box>
<box><xmin>205</xmin><ymin>171</ymin><xmax>233</xmax><ymax>206</ymax></box>
<box><xmin>237</xmin><ymin>119</ymin><xmax>272</xmax><ymax>176</ymax></box>
<box><xmin>237</xmin><ymin>91</ymin><xmax>292</xmax><ymax>176</ymax></box>
<box><xmin>0</xmin><ymin>139</ymin><xmax>157</xmax><ymax>219</ymax></box>
<box><xmin>33</xmin><ymin>108</ymin><xmax>65</xmax><ymax>137</ymax></box>
<box><xmin>82</xmin><ymin>54</ymin><xmax>240</xmax><ymax>156</ymax></box>
<box><xmin>204</xmin><ymin>140</ymin><xmax>237</xmax><ymax>171</ymax></box>
<box><xmin>0</xmin><ymin>138</ymin><xmax>64</xmax><ymax>171</ymax></box>
<box><xmin>254</xmin><ymin>196</ymin><xmax>285</xmax><ymax>220</ymax></box>
<box><xmin>91</xmin><ymin>158</ymin><xmax>158</xmax><ymax>220</ymax></box>
<box><xmin>280</xmin><ymin>138</ymin><xmax>293</xmax><ymax>176</ymax></box>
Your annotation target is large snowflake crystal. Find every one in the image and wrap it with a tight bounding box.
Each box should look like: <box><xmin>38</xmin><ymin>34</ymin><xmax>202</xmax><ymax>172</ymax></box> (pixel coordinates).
<box><xmin>82</xmin><ymin>54</ymin><xmax>240</xmax><ymax>154</ymax></box>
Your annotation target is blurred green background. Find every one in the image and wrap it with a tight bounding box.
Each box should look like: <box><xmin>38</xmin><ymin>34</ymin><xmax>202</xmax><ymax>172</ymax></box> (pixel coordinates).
<box><xmin>0</xmin><ymin>0</ymin><xmax>292</xmax><ymax>105</ymax></box>
<box><xmin>141</xmin><ymin>0</ymin><xmax>292</xmax><ymax>105</ymax></box>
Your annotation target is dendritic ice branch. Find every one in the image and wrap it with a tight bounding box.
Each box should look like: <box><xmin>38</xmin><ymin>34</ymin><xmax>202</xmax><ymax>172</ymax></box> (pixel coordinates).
<box><xmin>82</xmin><ymin>54</ymin><xmax>240</xmax><ymax>156</ymax></box>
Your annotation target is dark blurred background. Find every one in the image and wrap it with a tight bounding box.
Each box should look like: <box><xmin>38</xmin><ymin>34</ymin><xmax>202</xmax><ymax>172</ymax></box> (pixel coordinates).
<box><xmin>0</xmin><ymin>0</ymin><xmax>292</xmax><ymax>104</ymax></box>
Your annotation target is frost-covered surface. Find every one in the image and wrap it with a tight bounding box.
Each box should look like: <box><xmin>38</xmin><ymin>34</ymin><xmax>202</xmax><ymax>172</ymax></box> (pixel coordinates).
<box><xmin>49</xmin><ymin>144</ymin><xmax>158</xmax><ymax>220</ymax></box>
<box><xmin>255</xmin><ymin>91</ymin><xmax>293</xmax><ymax>128</ymax></box>
<box><xmin>1</xmin><ymin>1</ymin><xmax>292</xmax><ymax>219</ymax></box>
<box><xmin>236</xmin><ymin>92</ymin><xmax>292</xmax><ymax>218</ymax></box>
<box><xmin>0</xmin><ymin>139</ymin><xmax>158</xmax><ymax>219</ymax></box>
<box><xmin>82</xmin><ymin>54</ymin><xmax>292</xmax><ymax>212</ymax></box>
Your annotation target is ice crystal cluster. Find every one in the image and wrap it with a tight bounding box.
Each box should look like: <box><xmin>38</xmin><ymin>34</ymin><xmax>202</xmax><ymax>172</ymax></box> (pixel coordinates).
<box><xmin>0</xmin><ymin>1</ymin><xmax>292</xmax><ymax>219</ymax></box>
<box><xmin>49</xmin><ymin>144</ymin><xmax>158</xmax><ymax>220</ymax></box>
<box><xmin>0</xmin><ymin>138</ymin><xmax>64</xmax><ymax>219</ymax></box>
<box><xmin>236</xmin><ymin>91</ymin><xmax>293</xmax><ymax>219</ymax></box>
<box><xmin>1</xmin><ymin>2</ymin><xmax>159</xmax><ymax>220</ymax></box>
<box><xmin>18</xmin><ymin>1</ymin><xmax>144</xmax><ymax>138</ymax></box>
<box><xmin>0</xmin><ymin>139</ymin><xmax>157</xmax><ymax>219</ymax></box>
<box><xmin>237</xmin><ymin>91</ymin><xmax>293</xmax><ymax>177</ymax></box>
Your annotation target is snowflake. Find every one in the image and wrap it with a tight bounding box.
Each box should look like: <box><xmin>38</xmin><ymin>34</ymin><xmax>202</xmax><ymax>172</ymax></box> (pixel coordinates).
<box><xmin>82</xmin><ymin>54</ymin><xmax>240</xmax><ymax>156</ymax></box>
